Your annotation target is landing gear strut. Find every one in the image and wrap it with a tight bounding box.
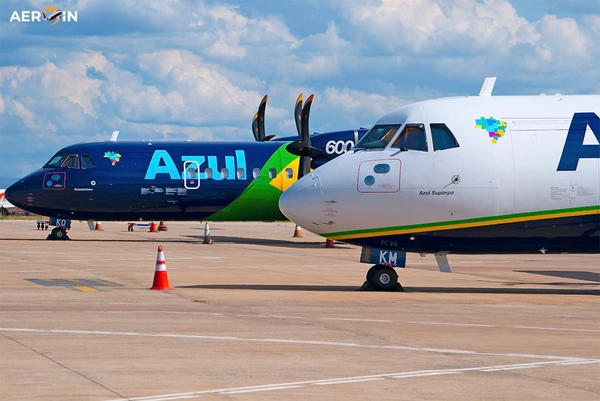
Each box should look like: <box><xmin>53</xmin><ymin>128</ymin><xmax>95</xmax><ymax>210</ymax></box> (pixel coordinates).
<box><xmin>362</xmin><ymin>265</ymin><xmax>403</xmax><ymax>292</ymax></box>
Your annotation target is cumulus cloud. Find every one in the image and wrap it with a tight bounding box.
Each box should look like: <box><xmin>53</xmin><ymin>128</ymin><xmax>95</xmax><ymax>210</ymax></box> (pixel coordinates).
<box><xmin>335</xmin><ymin>0</ymin><xmax>538</xmax><ymax>53</ymax></box>
<box><xmin>135</xmin><ymin>50</ymin><xmax>262</xmax><ymax>124</ymax></box>
<box><xmin>0</xmin><ymin>0</ymin><xmax>598</xmax><ymax>179</ymax></box>
<box><xmin>325</xmin><ymin>87</ymin><xmax>409</xmax><ymax>117</ymax></box>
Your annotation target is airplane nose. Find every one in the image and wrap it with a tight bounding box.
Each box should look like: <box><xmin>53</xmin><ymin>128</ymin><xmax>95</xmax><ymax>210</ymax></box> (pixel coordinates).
<box><xmin>4</xmin><ymin>180</ymin><xmax>26</xmax><ymax>207</ymax></box>
<box><xmin>279</xmin><ymin>173</ymin><xmax>323</xmax><ymax>234</ymax></box>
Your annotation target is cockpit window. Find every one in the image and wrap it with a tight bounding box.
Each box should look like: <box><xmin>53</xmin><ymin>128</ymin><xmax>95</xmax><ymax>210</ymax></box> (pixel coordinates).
<box><xmin>61</xmin><ymin>155</ymin><xmax>80</xmax><ymax>169</ymax></box>
<box><xmin>431</xmin><ymin>123</ymin><xmax>459</xmax><ymax>151</ymax></box>
<box><xmin>354</xmin><ymin>125</ymin><xmax>401</xmax><ymax>149</ymax></box>
<box><xmin>81</xmin><ymin>155</ymin><xmax>96</xmax><ymax>169</ymax></box>
<box><xmin>391</xmin><ymin>124</ymin><xmax>428</xmax><ymax>151</ymax></box>
<box><xmin>44</xmin><ymin>154</ymin><xmax>68</xmax><ymax>168</ymax></box>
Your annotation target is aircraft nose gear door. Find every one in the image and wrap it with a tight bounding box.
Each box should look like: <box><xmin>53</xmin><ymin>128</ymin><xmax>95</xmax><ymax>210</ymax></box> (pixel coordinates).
<box><xmin>183</xmin><ymin>161</ymin><xmax>200</xmax><ymax>190</ymax></box>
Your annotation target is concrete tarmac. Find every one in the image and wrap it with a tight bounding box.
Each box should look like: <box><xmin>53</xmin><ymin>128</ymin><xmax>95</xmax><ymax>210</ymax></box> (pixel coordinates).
<box><xmin>0</xmin><ymin>220</ymin><xmax>599</xmax><ymax>401</ymax></box>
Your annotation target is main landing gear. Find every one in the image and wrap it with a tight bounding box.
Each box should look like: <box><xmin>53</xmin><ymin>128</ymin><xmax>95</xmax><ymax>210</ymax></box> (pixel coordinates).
<box><xmin>361</xmin><ymin>265</ymin><xmax>403</xmax><ymax>292</ymax></box>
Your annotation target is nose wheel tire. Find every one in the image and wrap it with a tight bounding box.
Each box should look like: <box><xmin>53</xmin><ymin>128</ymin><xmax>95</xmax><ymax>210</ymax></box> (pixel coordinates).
<box><xmin>366</xmin><ymin>265</ymin><xmax>400</xmax><ymax>291</ymax></box>
<box><xmin>51</xmin><ymin>227</ymin><xmax>68</xmax><ymax>240</ymax></box>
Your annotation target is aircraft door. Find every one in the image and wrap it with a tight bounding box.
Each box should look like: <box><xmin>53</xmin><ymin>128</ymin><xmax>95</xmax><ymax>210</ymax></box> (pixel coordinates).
<box><xmin>183</xmin><ymin>161</ymin><xmax>200</xmax><ymax>190</ymax></box>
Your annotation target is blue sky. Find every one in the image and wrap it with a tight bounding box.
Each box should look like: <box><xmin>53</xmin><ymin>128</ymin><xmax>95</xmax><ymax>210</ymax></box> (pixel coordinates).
<box><xmin>1</xmin><ymin>0</ymin><xmax>599</xmax><ymax>184</ymax></box>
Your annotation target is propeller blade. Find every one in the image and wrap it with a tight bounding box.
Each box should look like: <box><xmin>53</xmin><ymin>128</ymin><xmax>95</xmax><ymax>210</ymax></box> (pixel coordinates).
<box><xmin>297</xmin><ymin>94</ymin><xmax>314</xmax><ymax>179</ymax></box>
<box><xmin>300</xmin><ymin>94</ymin><xmax>314</xmax><ymax>143</ymax></box>
<box><xmin>286</xmin><ymin>94</ymin><xmax>315</xmax><ymax>179</ymax></box>
<box><xmin>299</xmin><ymin>155</ymin><xmax>311</xmax><ymax>178</ymax></box>
<box><xmin>294</xmin><ymin>93</ymin><xmax>303</xmax><ymax>139</ymax></box>
<box><xmin>252</xmin><ymin>112</ymin><xmax>260</xmax><ymax>141</ymax></box>
<box><xmin>252</xmin><ymin>95</ymin><xmax>268</xmax><ymax>141</ymax></box>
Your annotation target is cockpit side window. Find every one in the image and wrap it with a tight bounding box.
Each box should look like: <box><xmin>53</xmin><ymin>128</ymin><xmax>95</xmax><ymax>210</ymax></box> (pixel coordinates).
<box><xmin>44</xmin><ymin>154</ymin><xmax>67</xmax><ymax>168</ymax></box>
<box><xmin>81</xmin><ymin>155</ymin><xmax>96</xmax><ymax>169</ymax></box>
<box><xmin>354</xmin><ymin>125</ymin><xmax>401</xmax><ymax>149</ymax></box>
<box><xmin>391</xmin><ymin>124</ymin><xmax>428</xmax><ymax>151</ymax></box>
<box><xmin>431</xmin><ymin>123</ymin><xmax>459</xmax><ymax>151</ymax></box>
<box><xmin>61</xmin><ymin>155</ymin><xmax>80</xmax><ymax>169</ymax></box>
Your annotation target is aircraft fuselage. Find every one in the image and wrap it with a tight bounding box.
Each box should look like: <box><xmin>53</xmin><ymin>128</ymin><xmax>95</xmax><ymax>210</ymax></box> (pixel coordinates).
<box><xmin>280</xmin><ymin>95</ymin><xmax>600</xmax><ymax>254</ymax></box>
<box><xmin>7</xmin><ymin>141</ymin><xmax>299</xmax><ymax>221</ymax></box>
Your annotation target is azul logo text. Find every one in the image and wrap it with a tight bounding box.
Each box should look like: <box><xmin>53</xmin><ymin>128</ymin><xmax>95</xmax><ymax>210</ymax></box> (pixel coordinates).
<box><xmin>145</xmin><ymin>150</ymin><xmax>247</xmax><ymax>181</ymax></box>
<box><xmin>557</xmin><ymin>112</ymin><xmax>600</xmax><ymax>171</ymax></box>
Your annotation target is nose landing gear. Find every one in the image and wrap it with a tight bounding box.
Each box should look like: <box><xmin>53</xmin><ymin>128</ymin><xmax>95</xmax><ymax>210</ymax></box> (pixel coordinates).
<box><xmin>49</xmin><ymin>227</ymin><xmax>69</xmax><ymax>240</ymax></box>
<box><xmin>362</xmin><ymin>265</ymin><xmax>403</xmax><ymax>292</ymax></box>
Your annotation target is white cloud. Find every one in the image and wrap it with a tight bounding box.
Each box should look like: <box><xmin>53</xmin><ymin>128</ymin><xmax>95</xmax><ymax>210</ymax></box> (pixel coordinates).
<box><xmin>7</xmin><ymin>98</ymin><xmax>38</xmax><ymax>130</ymax></box>
<box><xmin>1</xmin><ymin>0</ymin><xmax>599</xmax><ymax>178</ymax></box>
<box><xmin>323</xmin><ymin>87</ymin><xmax>410</xmax><ymax>122</ymax></box>
<box><xmin>187</xmin><ymin>3</ymin><xmax>299</xmax><ymax>58</ymax></box>
<box><xmin>335</xmin><ymin>0</ymin><xmax>536</xmax><ymax>53</ymax></box>
<box><xmin>534</xmin><ymin>15</ymin><xmax>591</xmax><ymax>60</ymax></box>
<box><xmin>136</xmin><ymin>49</ymin><xmax>262</xmax><ymax>125</ymax></box>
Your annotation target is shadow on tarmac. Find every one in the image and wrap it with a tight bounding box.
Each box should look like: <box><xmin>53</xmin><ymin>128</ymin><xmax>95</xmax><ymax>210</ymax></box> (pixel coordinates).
<box><xmin>517</xmin><ymin>270</ymin><xmax>600</xmax><ymax>282</ymax></box>
<box><xmin>179</xmin><ymin>284</ymin><xmax>362</xmax><ymax>292</ymax></box>
<box><xmin>184</xmin><ymin>235</ymin><xmax>352</xmax><ymax>249</ymax></box>
<box><xmin>0</xmin><ymin>235</ymin><xmax>343</xmax><ymax>249</ymax></box>
<box><xmin>179</xmin><ymin>284</ymin><xmax>600</xmax><ymax>295</ymax></box>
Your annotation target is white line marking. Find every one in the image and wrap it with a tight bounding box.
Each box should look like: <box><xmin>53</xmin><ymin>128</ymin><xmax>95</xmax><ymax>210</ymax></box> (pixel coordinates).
<box><xmin>99</xmin><ymin>360</ymin><xmax>600</xmax><ymax>401</ymax></box>
<box><xmin>3</xmin><ymin>310</ymin><xmax>597</xmax><ymax>333</ymax></box>
<box><xmin>0</xmin><ymin>327</ymin><xmax>592</xmax><ymax>362</ymax></box>
<box><xmin>558</xmin><ymin>359</ymin><xmax>600</xmax><ymax>366</ymax></box>
<box><xmin>312</xmin><ymin>377</ymin><xmax>385</xmax><ymax>385</ymax></box>
<box><xmin>220</xmin><ymin>385</ymin><xmax>303</xmax><ymax>394</ymax></box>
<box><xmin>321</xmin><ymin>317</ymin><xmax>395</xmax><ymax>323</ymax></box>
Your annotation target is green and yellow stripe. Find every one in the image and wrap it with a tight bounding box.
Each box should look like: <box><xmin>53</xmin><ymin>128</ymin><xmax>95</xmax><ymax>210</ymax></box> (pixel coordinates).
<box><xmin>327</xmin><ymin>205</ymin><xmax>600</xmax><ymax>240</ymax></box>
<box><xmin>206</xmin><ymin>143</ymin><xmax>298</xmax><ymax>221</ymax></box>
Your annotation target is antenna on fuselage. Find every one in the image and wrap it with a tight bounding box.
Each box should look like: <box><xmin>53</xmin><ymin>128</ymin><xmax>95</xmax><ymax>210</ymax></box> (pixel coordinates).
<box><xmin>110</xmin><ymin>131</ymin><xmax>119</xmax><ymax>141</ymax></box>
<box><xmin>479</xmin><ymin>77</ymin><xmax>496</xmax><ymax>96</ymax></box>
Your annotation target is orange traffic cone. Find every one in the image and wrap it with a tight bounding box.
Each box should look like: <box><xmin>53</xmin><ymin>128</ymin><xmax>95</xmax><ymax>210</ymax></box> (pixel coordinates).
<box><xmin>95</xmin><ymin>221</ymin><xmax>103</xmax><ymax>231</ymax></box>
<box><xmin>202</xmin><ymin>222</ymin><xmax>213</xmax><ymax>244</ymax></box>
<box><xmin>149</xmin><ymin>221</ymin><xmax>158</xmax><ymax>232</ymax></box>
<box><xmin>324</xmin><ymin>238</ymin><xmax>335</xmax><ymax>248</ymax></box>
<box><xmin>293</xmin><ymin>225</ymin><xmax>302</xmax><ymax>238</ymax></box>
<box><xmin>151</xmin><ymin>246</ymin><xmax>172</xmax><ymax>290</ymax></box>
<box><xmin>158</xmin><ymin>221</ymin><xmax>168</xmax><ymax>231</ymax></box>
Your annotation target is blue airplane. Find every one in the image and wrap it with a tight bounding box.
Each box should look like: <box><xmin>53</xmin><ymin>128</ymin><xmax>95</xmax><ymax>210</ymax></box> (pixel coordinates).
<box><xmin>6</xmin><ymin>94</ymin><xmax>367</xmax><ymax>239</ymax></box>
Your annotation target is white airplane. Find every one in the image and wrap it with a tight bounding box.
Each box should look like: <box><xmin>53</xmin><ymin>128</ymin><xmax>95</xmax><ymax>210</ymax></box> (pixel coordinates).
<box><xmin>0</xmin><ymin>189</ymin><xmax>18</xmax><ymax>217</ymax></box>
<box><xmin>279</xmin><ymin>78</ymin><xmax>600</xmax><ymax>291</ymax></box>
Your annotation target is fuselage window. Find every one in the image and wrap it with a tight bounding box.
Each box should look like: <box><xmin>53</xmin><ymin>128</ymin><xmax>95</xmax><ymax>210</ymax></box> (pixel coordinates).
<box><xmin>236</xmin><ymin>168</ymin><xmax>245</xmax><ymax>179</ymax></box>
<box><xmin>373</xmin><ymin>163</ymin><xmax>390</xmax><ymax>174</ymax></box>
<box><xmin>204</xmin><ymin>168</ymin><xmax>213</xmax><ymax>179</ymax></box>
<box><xmin>354</xmin><ymin>125</ymin><xmax>401</xmax><ymax>149</ymax></box>
<box><xmin>81</xmin><ymin>155</ymin><xmax>96</xmax><ymax>169</ymax></box>
<box><xmin>285</xmin><ymin>168</ymin><xmax>293</xmax><ymax>179</ymax></box>
<box><xmin>391</xmin><ymin>124</ymin><xmax>428</xmax><ymax>151</ymax></box>
<box><xmin>220</xmin><ymin>168</ymin><xmax>229</xmax><ymax>179</ymax></box>
<box><xmin>268</xmin><ymin>168</ymin><xmax>277</xmax><ymax>179</ymax></box>
<box><xmin>252</xmin><ymin>168</ymin><xmax>261</xmax><ymax>179</ymax></box>
<box><xmin>187</xmin><ymin>167</ymin><xmax>197</xmax><ymax>179</ymax></box>
<box><xmin>431</xmin><ymin>123</ymin><xmax>460</xmax><ymax>151</ymax></box>
<box><xmin>61</xmin><ymin>154</ymin><xmax>80</xmax><ymax>169</ymax></box>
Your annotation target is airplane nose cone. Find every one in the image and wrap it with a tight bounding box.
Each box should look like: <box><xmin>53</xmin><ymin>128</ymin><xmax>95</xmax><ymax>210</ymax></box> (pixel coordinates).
<box><xmin>4</xmin><ymin>180</ymin><xmax>26</xmax><ymax>208</ymax></box>
<box><xmin>279</xmin><ymin>173</ymin><xmax>323</xmax><ymax>234</ymax></box>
